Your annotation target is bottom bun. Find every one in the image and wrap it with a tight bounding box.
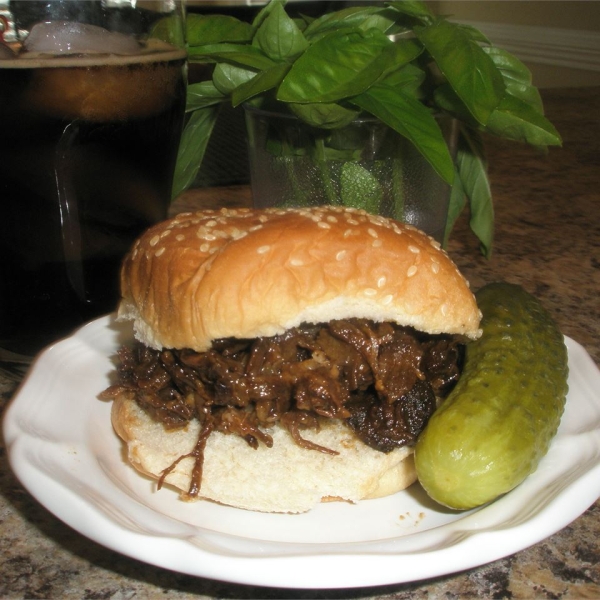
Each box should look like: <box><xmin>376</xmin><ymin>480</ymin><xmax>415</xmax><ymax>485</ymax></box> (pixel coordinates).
<box><xmin>112</xmin><ymin>395</ymin><xmax>417</xmax><ymax>513</ymax></box>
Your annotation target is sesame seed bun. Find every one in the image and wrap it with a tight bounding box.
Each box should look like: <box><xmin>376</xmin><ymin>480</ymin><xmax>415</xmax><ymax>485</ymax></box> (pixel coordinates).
<box><xmin>118</xmin><ymin>206</ymin><xmax>482</xmax><ymax>351</ymax></box>
<box><xmin>110</xmin><ymin>206</ymin><xmax>481</xmax><ymax>513</ymax></box>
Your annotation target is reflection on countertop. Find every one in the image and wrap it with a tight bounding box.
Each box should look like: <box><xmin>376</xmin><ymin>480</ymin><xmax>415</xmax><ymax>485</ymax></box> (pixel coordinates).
<box><xmin>1</xmin><ymin>86</ymin><xmax>599</xmax><ymax>599</ymax></box>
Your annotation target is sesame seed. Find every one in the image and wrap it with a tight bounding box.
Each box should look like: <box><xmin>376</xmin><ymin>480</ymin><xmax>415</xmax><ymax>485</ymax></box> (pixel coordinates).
<box><xmin>372</xmin><ymin>239</ymin><xmax>382</xmax><ymax>248</ymax></box>
<box><xmin>290</xmin><ymin>258</ymin><xmax>304</xmax><ymax>267</ymax></box>
<box><xmin>327</xmin><ymin>215</ymin><xmax>338</xmax><ymax>223</ymax></box>
<box><xmin>317</xmin><ymin>221</ymin><xmax>331</xmax><ymax>229</ymax></box>
<box><xmin>205</xmin><ymin>220</ymin><xmax>217</xmax><ymax>227</ymax></box>
<box><xmin>149</xmin><ymin>235</ymin><xmax>160</xmax><ymax>247</ymax></box>
<box><xmin>160</xmin><ymin>230</ymin><xmax>171</xmax><ymax>238</ymax></box>
<box><xmin>431</xmin><ymin>262</ymin><xmax>440</xmax><ymax>274</ymax></box>
<box><xmin>155</xmin><ymin>247</ymin><xmax>165</xmax><ymax>257</ymax></box>
<box><xmin>249</xmin><ymin>224</ymin><xmax>263</xmax><ymax>232</ymax></box>
<box><xmin>377</xmin><ymin>276</ymin><xmax>386</xmax><ymax>288</ymax></box>
<box><xmin>175</xmin><ymin>234</ymin><xmax>185</xmax><ymax>242</ymax></box>
<box><xmin>367</xmin><ymin>228</ymin><xmax>378</xmax><ymax>238</ymax></box>
<box><xmin>408</xmin><ymin>245</ymin><xmax>420</xmax><ymax>254</ymax></box>
<box><xmin>364</xmin><ymin>288</ymin><xmax>377</xmax><ymax>296</ymax></box>
<box><xmin>441</xmin><ymin>303</ymin><xmax>448</xmax><ymax>316</ymax></box>
<box><xmin>257</xmin><ymin>245</ymin><xmax>270</xmax><ymax>254</ymax></box>
<box><xmin>347</xmin><ymin>218</ymin><xmax>359</xmax><ymax>226</ymax></box>
<box><xmin>407</xmin><ymin>265</ymin><xmax>418</xmax><ymax>277</ymax></box>
<box><xmin>200</xmin><ymin>243</ymin><xmax>210</xmax><ymax>253</ymax></box>
<box><xmin>336</xmin><ymin>250</ymin><xmax>347</xmax><ymax>261</ymax></box>
<box><xmin>430</xmin><ymin>239</ymin><xmax>441</xmax><ymax>249</ymax></box>
<box><xmin>258</xmin><ymin>215</ymin><xmax>269</xmax><ymax>223</ymax></box>
<box><xmin>382</xmin><ymin>294</ymin><xmax>393</xmax><ymax>305</ymax></box>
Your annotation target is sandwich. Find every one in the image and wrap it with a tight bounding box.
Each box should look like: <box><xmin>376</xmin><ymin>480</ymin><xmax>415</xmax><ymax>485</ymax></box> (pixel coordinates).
<box><xmin>100</xmin><ymin>205</ymin><xmax>481</xmax><ymax>513</ymax></box>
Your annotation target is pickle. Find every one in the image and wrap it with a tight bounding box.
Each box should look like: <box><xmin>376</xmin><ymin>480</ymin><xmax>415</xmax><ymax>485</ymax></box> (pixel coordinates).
<box><xmin>414</xmin><ymin>282</ymin><xmax>569</xmax><ymax>510</ymax></box>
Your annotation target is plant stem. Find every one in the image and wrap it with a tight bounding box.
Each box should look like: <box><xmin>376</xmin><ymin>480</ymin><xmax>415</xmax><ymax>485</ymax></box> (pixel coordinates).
<box><xmin>281</xmin><ymin>136</ymin><xmax>309</xmax><ymax>206</ymax></box>
<box><xmin>392</xmin><ymin>139</ymin><xmax>405</xmax><ymax>222</ymax></box>
<box><xmin>314</xmin><ymin>137</ymin><xmax>339</xmax><ymax>205</ymax></box>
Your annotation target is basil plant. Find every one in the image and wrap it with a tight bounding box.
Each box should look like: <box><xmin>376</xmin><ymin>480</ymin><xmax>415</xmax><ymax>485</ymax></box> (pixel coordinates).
<box><xmin>172</xmin><ymin>0</ymin><xmax>561</xmax><ymax>256</ymax></box>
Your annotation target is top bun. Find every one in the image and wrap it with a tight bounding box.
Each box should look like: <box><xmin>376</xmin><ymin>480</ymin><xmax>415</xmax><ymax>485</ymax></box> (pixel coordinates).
<box><xmin>118</xmin><ymin>206</ymin><xmax>481</xmax><ymax>351</ymax></box>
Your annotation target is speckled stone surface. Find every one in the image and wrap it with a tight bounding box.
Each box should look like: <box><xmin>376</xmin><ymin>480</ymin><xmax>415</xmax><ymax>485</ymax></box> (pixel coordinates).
<box><xmin>1</xmin><ymin>87</ymin><xmax>599</xmax><ymax>599</ymax></box>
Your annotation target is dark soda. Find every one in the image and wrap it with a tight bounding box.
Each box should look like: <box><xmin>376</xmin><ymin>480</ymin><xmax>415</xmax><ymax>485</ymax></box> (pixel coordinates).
<box><xmin>0</xmin><ymin>46</ymin><xmax>186</xmax><ymax>355</ymax></box>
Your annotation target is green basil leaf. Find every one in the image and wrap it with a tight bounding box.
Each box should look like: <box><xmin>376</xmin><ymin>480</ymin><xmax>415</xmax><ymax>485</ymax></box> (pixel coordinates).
<box><xmin>455</xmin><ymin>23</ymin><xmax>492</xmax><ymax>45</ymax></box>
<box><xmin>186</xmin><ymin>14</ymin><xmax>253</xmax><ymax>46</ymax></box>
<box><xmin>483</xmin><ymin>46</ymin><xmax>543</xmax><ymax>113</ymax></box>
<box><xmin>433</xmin><ymin>83</ymin><xmax>479</xmax><ymax>125</ymax></box>
<box><xmin>381</xmin><ymin>38</ymin><xmax>424</xmax><ymax>76</ymax></box>
<box><xmin>485</xmin><ymin>94</ymin><xmax>562</xmax><ymax>146</ymax></box>
<box><xmin>289</xmin><ymin>102</ymin><xmax>360</xmax><ymax>129</ymax></box>
<box><xmin>277</xmin><ymin>29</ymin><xmax>396</xmax><ymax>104</ymax></box>
<box><xmin>171</xmin><ymin>106</ymin><xmax>219</xmax><ymax>199</ymax></box>
<box><xmin>253</xmin><ymin>1</ymin><xmax>308</xmax><ymax>61</ymax></box>
<box><xmin>252</xmin><ymin>0</ymin><xmax>287</xmax><ymax>30</ymax></box>
<box><xmin>350</xmin><ymin>85</ymin><xmax>455</xmax><ymax>184</ymax></box>
<box><xmin>378</xmin><ymin>62</ymin><xmax>426</xmax><ymax>98</ymax></box>
<box><xmin>232</xmin><ymin>62</ymin><xmax>291</xmax><ymax>107</ymax></box>
<box><xmin>212</xmin><ymin>63</ymin><xmax>258</xmax><ymax>95</ymax></box>
<box><xmin>186</xmin><ymin>81</ymin><xmax>226</xmax><ymax>111</ymax></box>
<box><xmin>387</xmin><ymin>1</ymin><xmax>435</xmax><ymax>24</ymax></box>
<box><xmin>151</xmin><ymin>15</ymin><xmax>185</xmax><ymax>47</ymax></box>
<box><xmin>340</xmin><ymin>162</ymin><xmax>383</xmax><ymax>213</ymax></box>
<box><xmin>456</xmin><ymin>128</ymin><xmax>494</xmax><ymax>257</ymax></box>
<box><xmin>293</xmin><ymin>16</ymin><xmax>311</xmax><ymax>32</ymax></box>
<box><xmin>416</xmin><ymin>19</ymin><xmax>505</xmax><ymax>125</ymax></box>
<box><xmin>303</xmin><ymin>6</ymin><xmax>395</xmax><ymax>39</ymax></box>
<box><xmin>188</xmin><ymin>44</ymin><xmax>276</xmax><ymax>71</ymax></box>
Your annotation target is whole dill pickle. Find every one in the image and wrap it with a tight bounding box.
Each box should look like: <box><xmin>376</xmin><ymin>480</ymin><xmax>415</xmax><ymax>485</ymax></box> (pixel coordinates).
<box><xmin>414</xmin><ymin>282</ymin><xmax>569</xmax><ymax>510</ymax></box>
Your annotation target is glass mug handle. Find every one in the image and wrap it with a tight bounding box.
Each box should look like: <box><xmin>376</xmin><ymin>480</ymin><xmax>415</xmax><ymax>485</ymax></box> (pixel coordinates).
<box><xmin>54</xmin><ymin>122</ymin><xmax>88</xmax><ymax>304</ymax></box>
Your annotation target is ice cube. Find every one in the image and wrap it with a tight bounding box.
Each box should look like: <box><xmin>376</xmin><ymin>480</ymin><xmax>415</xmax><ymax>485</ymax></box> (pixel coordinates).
<box><xmin>24</xmin><ymin>21</ymin><xmax>141</xmax><ymax>55</ymax></box>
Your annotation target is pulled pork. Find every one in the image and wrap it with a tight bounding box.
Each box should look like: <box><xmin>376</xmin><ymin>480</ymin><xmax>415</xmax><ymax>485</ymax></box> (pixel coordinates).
<box><xmin>100</xmin><ymin>319</ymin><xmax>463</xmax><ymax>496</ymax></box>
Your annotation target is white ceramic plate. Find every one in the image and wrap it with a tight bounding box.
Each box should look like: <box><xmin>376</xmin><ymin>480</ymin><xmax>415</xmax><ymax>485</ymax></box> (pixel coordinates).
<box><xmin>4</xmin><ymin>316</ymin><xmax>600</xmax><ymax>589</ymax></box>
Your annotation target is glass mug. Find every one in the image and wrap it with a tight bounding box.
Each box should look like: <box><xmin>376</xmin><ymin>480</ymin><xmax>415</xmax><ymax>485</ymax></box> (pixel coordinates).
<box><xmin>0</xmin><ymin>0</ymin><xmax>187</xmax><ymax>357</ymax></box>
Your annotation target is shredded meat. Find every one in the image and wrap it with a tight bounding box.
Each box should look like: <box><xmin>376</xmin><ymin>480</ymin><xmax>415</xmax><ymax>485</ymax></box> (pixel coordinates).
<box><xmin>100</xmin><ymin>319</ymin><xmax>464</xmax><ymax>497</ymax></box>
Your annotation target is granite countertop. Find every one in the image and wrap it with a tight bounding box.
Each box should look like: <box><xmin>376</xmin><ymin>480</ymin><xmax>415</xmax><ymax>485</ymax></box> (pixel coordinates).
<box><xmin>1</xmin><ymin>86</ymin><xmax>599</xmax><ymax>599</ymax></box>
